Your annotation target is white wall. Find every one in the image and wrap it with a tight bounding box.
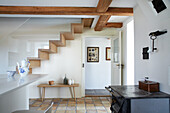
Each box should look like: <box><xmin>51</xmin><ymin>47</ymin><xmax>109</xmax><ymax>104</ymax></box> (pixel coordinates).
<box><xmin>29</xmin><ymin>35</ymin><xmax>82</xmax><ymax>98</ymax></box>
<box><xmin>85</xmin><ymin>37</ymin><xmax>111</xmax><ymax>89</ymax></box>
<box><xmin>134</xmin><ymin>0</ymin><xmax>170</xmax><ymax>93</ymax></box>
<box><xmin>122</xmin><ymin>17</ymin><xmax>134</xmax><ymax>85</ymax></box>
<box><xmin>0</xmin><ymin>17</ymin><xmax>118</xmax><ymax>98</ymax></box>
<box><xmin>0</xmin><ymin>36</ymin><xmax>49</xmax><ymax>73</ymax></box>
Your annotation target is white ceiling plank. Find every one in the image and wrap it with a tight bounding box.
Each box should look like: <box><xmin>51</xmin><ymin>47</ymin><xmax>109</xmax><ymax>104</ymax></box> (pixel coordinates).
<box><xmin>108</xmin><ymin>16</ymin><xmax>129</xmax><ymax>22</ymax></box>
<box><xmin>110</xmin><ymin>0</ymin><xmax>137</xmax><ymax>7</ymax></box>
<box><xmin>0</xmin><ymin>0</ymin><xmax>99</xmax><ymax>7</ymax></box>
<box><xmin>0</xmin><ymin>14</ymin><xmax>97</xmax><ymax>18</ymax></box>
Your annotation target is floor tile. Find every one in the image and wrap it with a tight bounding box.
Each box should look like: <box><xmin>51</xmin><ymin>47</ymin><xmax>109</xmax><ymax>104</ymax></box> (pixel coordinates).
<box><xmin>86</xmin><ymin>104</ymin><xmax>95</xmax><ymax>107</ymax></box>
<box><xmin>68</xmin><ymin>101</ymin><xmax>76</xmax><ymax>104</ymax></box>
<box><xmin>55</xmin><ymin>110</ymin><xmax>65</xmax><ymax>113</ymax></box>
<box><xmin>77</xmin><ymin>106</ymin><xmax>85</xmax><ymax>110</ymax></box>
<box><xmin>85</xmin><ymin>101</ymin><xmax>94</xmax><ymax>104</ymax></box>
<box><xmin>86</xmin><ymin>109</ymin><xmax>97</xmax><ymax>113</ymax></box>
<box><xmin>58</xmin><ymin>104</ymin><xmax>67</xmax><ymax>107</ymax></box>
<box><xmin>57</xmin><ymin>106</ymin><xmax>66</xmax><ymax>110</ymax></box>
<box><xmin>92</xmin><ymin>97</ymin><xmax>100</xmax><ymax>99</ymax></box>
<box><xmin>97</xmin><ymin>109</ymin><xmax>107</xmax><ymax>113</ymax></box>
<box><xmin>29</xmin><ymin>97</ymin><xmax>111</xmax><ymax>113</ymax></box>
<box><xmin>102</xmin><ymin>101</ymin><xmax>110</xmax><ymax>104</ymax></box>
<box><xmin>77</xmin><ymin>104</ymin><xmax>85</xmax><ymax>107</ymax></box>
<box><xmin>40</xmin><ymin>104</ymin><xmax>49</xmax><ymax>107</ymax></box>
<box><xmin>77</xmin><ymin>101</ymin><xmax>85</xmax><ymax>104</ymax></box>
<box><xmin>60</xmin><ymin>101</ymin><xmax>68</xmax><ymax>104</ymax></box>
<box><xmin>67</xmin><ymin>107</ymin><xmax>75</xmax><ymax>110</ymax></box>
<box><xmin>95</xmin><ymin>106</ymin><xmax>105</xmax><ymax>110</ymax></box>
<box><xmin>37</xmin><ymin>106</ymin><xmax>48</xmax><ymax>111</ymax></box>
<box><xmin>31</xmin><ymin>102</ymin><xmax>42</xmax><ymax>107</ymax></box>
<box><xmin>66</xmin><ymin>110</ymin><xmax>75</xmax><ymax>113</ymax></box>
<box><xmin>95</xmin><ymin>104</ymin><xmax>103</xmax><ymax>106</ymax></box>
<box><xmin>52</xmin><ymin>106</ymin><xmax>57</xmax><ymax>110</ymax></box>
<box><xmin>68</xmin><ymin>104</ymin><xmax>76</xmax><ymax>107</ymax></box>
<box><xmin>77</xmin><ymin>110</ymin><xmax>86</xmax><ymax>113</ymax></box>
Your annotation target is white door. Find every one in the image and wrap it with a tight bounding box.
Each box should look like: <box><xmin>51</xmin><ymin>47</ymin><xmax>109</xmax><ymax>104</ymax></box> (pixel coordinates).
<box><xmin>111</xmin><ymin>31</ymin><xmax>123</xmax><ymax>85</ymax></box>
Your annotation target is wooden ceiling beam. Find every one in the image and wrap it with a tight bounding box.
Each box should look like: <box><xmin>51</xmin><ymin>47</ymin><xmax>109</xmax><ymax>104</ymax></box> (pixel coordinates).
<box><xmin>0</xmin><ymin>6</ymin><xmax>133</xmax><ymax>16</ymax></box>
<box><xmin>107</xmin><ymin>8</ymin><xmax>133</xmax><ymax>16</ymax></box>
<box><xmin>95</xmin><ymin>0</ymin><xmax>113</xmax><ymax>31</ymax></box>
<box><xmin>82</xmin><ymin>18</ymin><xmax>94</xmax><ymax>27</ymax></box>
<box><xmin>105</xmin><ymin>22</ymin><xmax>123</xmax><ymax>28</ymax></box>
<box><xmin>97</xmin><ymin>0</ymin><xmax>113</xmax><ymax>12</ymax></box>
<box><xmin>94</xmin><ymin>15</ymin><xmax>111</xmax><ymax>31</ymax></box>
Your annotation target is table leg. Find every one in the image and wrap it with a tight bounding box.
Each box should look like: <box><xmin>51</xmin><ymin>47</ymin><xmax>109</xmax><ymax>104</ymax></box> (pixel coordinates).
<box><xmin>73</xmin><ymin>87</ymin><xmax>76</xmax><ymax>101</ymax></box>
<box><xmin>69</xmin><ymin>87</ymin><xmax>73</xmax><ymax>98</ymax></box>
<box><xmin>42</xmin><ymin>87</ymin><xmax>45</xmax><ymax>102</ymax></box>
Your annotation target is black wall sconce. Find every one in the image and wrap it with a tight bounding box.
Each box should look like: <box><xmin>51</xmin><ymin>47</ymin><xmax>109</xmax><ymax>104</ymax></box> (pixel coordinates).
<box><xmin>148</xmin><ymin>30</ymin><xmax>167</xmax><ymax>53</ymax></box>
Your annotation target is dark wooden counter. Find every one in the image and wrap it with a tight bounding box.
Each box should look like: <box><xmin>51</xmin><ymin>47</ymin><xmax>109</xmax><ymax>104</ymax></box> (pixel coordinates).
<box><xmin>109</xmin><ymin>85</ymin><xmax>170</xmax><ymax>99</ymax></box>
<box><xmin>107</xmin><ymin>85</ymin><xmax>170</xmax><ymax>113</ymax></box>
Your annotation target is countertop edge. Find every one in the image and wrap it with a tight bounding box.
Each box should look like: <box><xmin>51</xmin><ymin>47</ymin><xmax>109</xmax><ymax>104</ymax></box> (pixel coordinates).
<box><xmin>0</xmin><ymin>74</ymin><xmax>48</xmax><ymax>97</ymax></box>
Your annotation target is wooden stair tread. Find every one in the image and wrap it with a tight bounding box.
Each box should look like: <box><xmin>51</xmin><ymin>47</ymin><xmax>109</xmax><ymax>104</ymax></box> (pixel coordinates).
<box><xmin>50</xmin><ymin>40</ymin><xmax>65</xmax><ymax>47</ymax></box>
<box><xmin>50</xmin><ymin>34</ymin><xmax>66</xmax><ymax>47</ymax></box>
<box><xmin>27</xmin><ymin>57</ymin><xmax>41</xmax><ymax>60</ymax></box>
<box><xmin>28</xmin><ymin>58</ymin><xmax>41</xmax><ymax>68</ymax></box>
<box><xmin>27</xmin><ymin>57</ymin><xmax>46</xmax><ymax>61</ymax></box>
<box><xmin>39</xmin><ymin>49</ymin><xmax>56</xmax><ymax>53</ymax></box>
<box><xmin>61</xmin><ymin>32</ymin><xmax>74</xmax><ymax>40</ymax></box>
<box><xmin>38</xmin><ymin>50</ymin><xmax>49</xmax><ymax>60</ymax></box>
<box><xmin>71</xmin><ymin>23</ymin><xmax>83</xmax><ymax>33</ymax></box>
<box><xmin>27</xmin><ymin>21</ymin><xmax>83</xmax><ymax>72</ymax></box>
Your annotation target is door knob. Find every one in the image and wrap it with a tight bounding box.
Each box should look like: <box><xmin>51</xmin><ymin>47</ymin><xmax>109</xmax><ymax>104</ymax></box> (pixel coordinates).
<box><xmin>116</xmin><ymin>64</ymin><xmax>124</xmax><ymax>69</ymax></box>
<box><xmin>116</xmin><ymin>64</ymin><xmax>124</xmax><ymax>67</ymax></box>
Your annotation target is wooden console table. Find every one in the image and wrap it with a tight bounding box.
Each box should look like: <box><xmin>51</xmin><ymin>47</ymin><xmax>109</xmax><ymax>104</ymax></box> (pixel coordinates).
<box><xmin>37</xmin><ymin>83</ymin><xmax>79</xmax><ymax>101</ymax></box>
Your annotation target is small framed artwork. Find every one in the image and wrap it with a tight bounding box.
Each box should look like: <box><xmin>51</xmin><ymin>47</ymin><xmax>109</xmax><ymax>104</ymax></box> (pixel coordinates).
<box><xmin>87</xmin><ymin>47</ymin><xmax>99</xmax><ymax>62</ymax></box>
<box><xmin>106</xmin><ymin>47</ymin><xmax>111</xmax><ymax>61</ymax></box>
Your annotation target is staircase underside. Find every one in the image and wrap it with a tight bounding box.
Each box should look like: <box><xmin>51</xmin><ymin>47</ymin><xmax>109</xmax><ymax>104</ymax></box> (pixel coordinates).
<box><xmin>17</xmin><ymin>20</ymin><xmax>85</xmax><ymax>74</ymax></box>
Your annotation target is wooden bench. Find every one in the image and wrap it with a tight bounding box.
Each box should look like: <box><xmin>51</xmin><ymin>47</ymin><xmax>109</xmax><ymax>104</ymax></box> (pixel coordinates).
<box><xmin>37</xmin><ymin>83</ymin><xmax>79</xmax><ymax>101</ymax></box>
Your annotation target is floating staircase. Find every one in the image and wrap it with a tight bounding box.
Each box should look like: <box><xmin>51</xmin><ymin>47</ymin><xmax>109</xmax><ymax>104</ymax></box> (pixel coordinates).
<box><xmin>25</xmin><ymin>21</ymin><xmax>84</xmax><ymax>74</ymax></box>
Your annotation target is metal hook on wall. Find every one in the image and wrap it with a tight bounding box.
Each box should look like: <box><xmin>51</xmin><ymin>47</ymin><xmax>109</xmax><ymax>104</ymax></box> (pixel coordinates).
<box><xmin>148</xmin><ymin>30</ymin><xmax>167</xmax><ymax>53</ymax></box>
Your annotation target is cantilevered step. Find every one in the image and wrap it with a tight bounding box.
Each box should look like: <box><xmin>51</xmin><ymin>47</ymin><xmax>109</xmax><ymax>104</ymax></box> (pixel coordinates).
<box><xmin>61</xmin><ymin>32</ymin><xmax>74</xmax><ymax>40</ymax></box>
<box><xmin>38</xmin><ymin>50</ymin><xmax>49</xmax><ymax>60</ymax></box>
<box><xmin>27</xmin><ymin>57</ymin><xmax>41</xmax><ymax>68</ymax></box>
<box><xmin>71</xmin><ymin>23</ymin><xmax>83</xmax><ymax>34</ymax></box>
<box><xmin>50</xmin><ymin>34</ymin><xmax>66</xmax><ymax>47</ymax></box>
<box><xmin>39</xmin><ymin>49</ymin><xmax>57</xmax><ymax>53</ymax></box>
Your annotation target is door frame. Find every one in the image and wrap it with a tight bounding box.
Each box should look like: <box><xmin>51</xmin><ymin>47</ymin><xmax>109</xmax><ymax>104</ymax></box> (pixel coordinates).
<box><xmin>81</xmin><ymin>35</ymin><xmax>115</xmax><ymax>97</ymax></box>
<box><xmin>111</xmin><ymin>31</ymin><xmax>123</xmax><ymax>85</ymax></box>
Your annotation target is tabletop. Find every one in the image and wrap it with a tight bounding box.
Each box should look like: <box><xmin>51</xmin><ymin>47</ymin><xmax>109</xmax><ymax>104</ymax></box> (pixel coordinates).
<box><xmin>37</xmin><ymin>83</ymin><xmax>79</xmax><ymax>87</ymax></box>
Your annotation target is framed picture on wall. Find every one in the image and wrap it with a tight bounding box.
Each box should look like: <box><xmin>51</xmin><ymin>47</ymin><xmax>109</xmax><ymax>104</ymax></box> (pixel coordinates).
<box><xmin>87</xmin><ymin>47</ymin><xmax>99</xmax><ymax>62</ymax></box>
<box><xmin>106</xmin><ymin>47</ymin><xmax>111</xmax><ymax>61</ymax></box>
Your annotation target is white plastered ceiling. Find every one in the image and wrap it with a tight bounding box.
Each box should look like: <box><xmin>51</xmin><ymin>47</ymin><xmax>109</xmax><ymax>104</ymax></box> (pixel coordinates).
<box><xmin>0</xmin><ymin>0</ymin><xmax>137</xmax><ymax>40</ymax></box>
<box><xmin>0</xmin><ymin>0</ymin><xmax>136</xmax><ymax>22</ymax></box>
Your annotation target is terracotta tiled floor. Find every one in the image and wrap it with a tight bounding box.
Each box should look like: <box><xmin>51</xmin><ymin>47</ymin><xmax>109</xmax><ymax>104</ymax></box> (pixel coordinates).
<box><xmin>29</xmin><ymin>97</ymin><xmax>112</xmax><ymax>113</ymax></box>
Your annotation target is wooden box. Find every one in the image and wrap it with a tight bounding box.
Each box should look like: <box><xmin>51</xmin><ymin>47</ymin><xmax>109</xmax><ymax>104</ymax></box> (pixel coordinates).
<box><xmin>139</xmin><ymin>81</ymin><xmax>159</xmax><ymax>92</ymax></box>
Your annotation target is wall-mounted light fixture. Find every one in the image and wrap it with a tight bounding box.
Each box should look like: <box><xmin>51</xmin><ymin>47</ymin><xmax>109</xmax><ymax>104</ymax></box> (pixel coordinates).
<box><xmin>148</xmin><ymin>30</ymin><xmax>167</xmax><ymax>53</ymax></box>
